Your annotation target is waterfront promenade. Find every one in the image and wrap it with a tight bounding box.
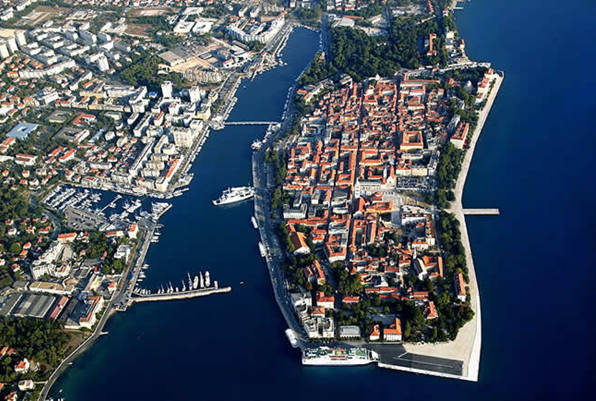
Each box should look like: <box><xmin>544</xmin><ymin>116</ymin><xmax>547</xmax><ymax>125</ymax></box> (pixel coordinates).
<box><xmin>249</xmin><ymin>28</ymin><xmax>318</xmax><ymax>342</ymax></box>
<box><xmin>401</xmin><ymin>73</ymin><xmax>504</xmax><ymax>381</ymax></box>
<box><xmin>252</xmin><ymin>151</ymin><xmax>308</xmax><ymax>342</ymax></box>
<box><xmin>252</xmin><ymin>124</ymin><xmax>310</xmax><ymax>343</ymax></box>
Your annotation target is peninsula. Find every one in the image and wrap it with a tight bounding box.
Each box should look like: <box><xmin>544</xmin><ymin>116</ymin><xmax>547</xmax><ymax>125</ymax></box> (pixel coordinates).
<box><xmin>0</xmin><ymin>0</ymin><xmax>503</xmax><ymax>399</ymax></box>
<box><xmin>254</xmin><ymin>0</ymin><xmax>502</xmax><ymax>381</ymax></box>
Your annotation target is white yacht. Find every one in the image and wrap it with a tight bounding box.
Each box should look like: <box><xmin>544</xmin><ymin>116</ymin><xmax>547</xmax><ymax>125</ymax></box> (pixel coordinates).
<box><xmin>212</xmin><ymin>186</ymin><xmax>254</xmax><ymax>206</ymax></box>
<box><xmin>251</xmin><ymin>140</ymin><xmax>262</xmax><ymax>150</ymax></box>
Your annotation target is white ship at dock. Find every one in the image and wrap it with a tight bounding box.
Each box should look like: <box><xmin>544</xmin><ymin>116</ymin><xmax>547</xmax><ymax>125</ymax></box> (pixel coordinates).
<box><xmin>302</xmin><ymin>346</ymin><xmax>378</xmax><ymax>366</ymax></box>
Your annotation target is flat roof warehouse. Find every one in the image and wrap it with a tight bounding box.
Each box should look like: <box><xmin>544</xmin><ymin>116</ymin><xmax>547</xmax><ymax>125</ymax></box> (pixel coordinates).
<box><xmin>7</xmin><ymin>122</ymin><xmax>38</xmax><ymax>140</ymax></box>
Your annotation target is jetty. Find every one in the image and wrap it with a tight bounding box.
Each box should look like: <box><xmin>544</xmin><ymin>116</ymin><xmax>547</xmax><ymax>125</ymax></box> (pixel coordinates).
<box><xmin>130</xmin><ymin>286</ymin><xmax>231</xmax><ymax>303</ymax></box>
<box><xmin>462</xmin><ymin>208</ymin><xmax>500</xmax><ymax>215</ymax></box>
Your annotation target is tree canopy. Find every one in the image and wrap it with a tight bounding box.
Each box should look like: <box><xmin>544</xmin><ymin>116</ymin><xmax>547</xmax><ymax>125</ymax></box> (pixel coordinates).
<box><xmin>0</xmin><ymin>317</ymin><xmax>70</xmax><ymax>381</ymax></box>
<box><xmin>119</xmin><ymin>52</ymin><xmax>182</xmax><ymax>91</ymax></box>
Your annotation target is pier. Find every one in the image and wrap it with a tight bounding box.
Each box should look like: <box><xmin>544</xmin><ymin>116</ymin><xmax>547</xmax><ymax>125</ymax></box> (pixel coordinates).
<box><xmin>462</xmin><ymin>208</ymin><xmax>500</xmax><ymax>215</ymax></box>
<box><xmin>130</xmin><ymin>287</ymin><xmax>231</xmax><ymax>303</ymax></box>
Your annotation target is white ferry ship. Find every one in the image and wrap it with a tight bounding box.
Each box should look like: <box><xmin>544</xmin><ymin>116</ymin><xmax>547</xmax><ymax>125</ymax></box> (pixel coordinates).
<box><xmin>302</xmin><ymin>346</ymin><xmax>379</xmax><ymax>366</ymax></box>
<box><xmin>212</xmin><ymin>186</ymin><xmax>254</xmax><ymax>206</ymax></box>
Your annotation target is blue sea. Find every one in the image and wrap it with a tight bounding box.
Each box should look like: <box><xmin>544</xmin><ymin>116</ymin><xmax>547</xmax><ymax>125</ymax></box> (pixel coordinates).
<box><xmin>53</xmin><ymin>1</ymin><xmax>596</xmax><ymax>399</ymax></box>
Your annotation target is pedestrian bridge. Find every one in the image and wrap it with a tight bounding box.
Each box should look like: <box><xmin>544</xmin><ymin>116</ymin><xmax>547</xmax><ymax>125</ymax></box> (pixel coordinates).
<box><xmin>224</xmin><ymin>121</ymin><xmax>280</xmax><ymax>126</ymax></box>
<box><xmin>462</xmin><ymin>208</ymin><xmax>500</xmax><ymax>216</ymax></box>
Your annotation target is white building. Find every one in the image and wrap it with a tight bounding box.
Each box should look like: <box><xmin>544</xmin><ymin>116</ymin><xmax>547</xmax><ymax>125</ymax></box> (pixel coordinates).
<box><xmin>14</xmin><ymin>358</ymin><xmax>30</xmax><ymax>373</ymax></box>
<box><xmin>69</xmin><ymin>296</ymin><xmax>104</xmax><ymax>330</ymax></box>
<box><xmin>0</xmin><ymin>28</ymin><xmax>26</xmax><ymax>59</ymax></box>
<box><xmin>161</xmin><ymin>81</ymin><xmax>173</xmax><ymax>99</ymax></box>
<box><xmin>18</xmin><ymin>380</ymin><xmax>35</xmax><ymax>391</ymax></box>
<box><xmin>226</xmin><ymin>17</ymin><xmax>284</xmax><ymax>44</ymax></box>
<box><xmin>339</xmin><ymin>325</ymin><xmax>361</xmax><ymax>339</ymax></box>
<box><xmin>114</xmin><ymin>244</ymin><xmax>131</xmax><ymax>262</ymax></box>
<box><xmin>188</xmin><ymin>86</ymin><xmax>203</xmax><ymax>103</ymax></box>
<box><xmin>171</xmin><ymin>127</ymin><xmax>197</xmax><ymax>148</ymax></box>
<box><xmin>97</xmin><ymin>54</ymin><xmax>109</xmax><ymax>72</ymax></box>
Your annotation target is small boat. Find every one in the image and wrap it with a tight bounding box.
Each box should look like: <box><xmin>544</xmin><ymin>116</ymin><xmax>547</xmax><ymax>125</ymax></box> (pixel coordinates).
<box><xmin>251</xmin><ymin>216</ymin><xmax>258</xmax><ymax>229</ymax></box>
<box><xmin>251</xmin><ymin>140</ymin><xmax>262</xmax><ymax>150</ymax></box>
<box><xmin>285</xmin><ymin>329</ymin><xmax>299</xmax><ymax>348</ymax></box>
<box><xmin>258</xmin><ymin>242</ymin><xmax>267</xmax><ymax>258</ymax></box>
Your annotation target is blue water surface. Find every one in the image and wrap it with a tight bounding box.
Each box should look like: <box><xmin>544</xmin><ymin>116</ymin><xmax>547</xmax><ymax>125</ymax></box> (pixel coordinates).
<box><xmin>53</xmin><ymin>1</ymin><xmax>596</xmax><ymax>399</ymax></box>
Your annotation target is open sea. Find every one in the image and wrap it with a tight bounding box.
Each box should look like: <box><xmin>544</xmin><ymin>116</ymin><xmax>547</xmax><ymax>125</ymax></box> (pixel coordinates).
<box><xmin>53</xmin><ymin>1</ymin><xmax>596</xmax><ymax>399</ymax></box>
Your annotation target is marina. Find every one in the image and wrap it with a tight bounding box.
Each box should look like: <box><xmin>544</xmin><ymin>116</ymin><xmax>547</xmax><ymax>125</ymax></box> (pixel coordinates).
<box><xmin>133</xmin><ymin>271</ymin><xmax>216</xmax><ymax>296</ymax></box>
<box><xmin>43</xmin><ymin>185</ymin><xmax>173</xmax><ymax>228</ymax></box>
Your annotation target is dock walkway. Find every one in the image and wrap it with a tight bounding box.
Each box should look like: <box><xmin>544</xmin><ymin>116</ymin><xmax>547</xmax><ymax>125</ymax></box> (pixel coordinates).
<box><xmin>462</xmin><ymin>208</ymin><xmax>500</xmax><ymax>215</ymax></box>
<box><xmin>130</xmin><ymin>287</ymin><xmax>231</xmax><ymax>303</ymax></box>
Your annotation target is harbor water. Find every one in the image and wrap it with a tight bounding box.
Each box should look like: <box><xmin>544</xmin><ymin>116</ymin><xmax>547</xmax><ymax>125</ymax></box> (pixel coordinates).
<box><xmin>53</xmin><ymin>1</ymin><xmax>596</xmax><ymax>398</ymax></box>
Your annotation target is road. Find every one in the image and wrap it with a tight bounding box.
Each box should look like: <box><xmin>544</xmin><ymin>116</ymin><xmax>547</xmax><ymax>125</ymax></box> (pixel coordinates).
<box><xmin>250</xmin><ymin>30</ymin><xmax>313</xmax><ymax>340</ymax></box>
<box><xmin>248</xmin><ymin>21</ymin><xmax>340</xmax><ymax>344</ymax></box>
<box><xmin>252</xmin><ymin>143</ymin><xmax>308</xmax><ymax>342</ymax></box>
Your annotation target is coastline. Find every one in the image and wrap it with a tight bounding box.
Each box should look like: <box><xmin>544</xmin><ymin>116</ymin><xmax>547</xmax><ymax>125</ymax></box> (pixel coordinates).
<box><xmin>254</xmin><ymin>61</ymin><xmax>504</xmax><ymax>380</ymax></box>
<box><xmin>37</xmin><ymin>223</ymin><xmax>157</xmax><ymax>401</ymax></box>
<box><xmin>36</xmin><ymin>25</ymin><xmax>299</xmax><ymax>401</ymax></box>
<box><xmin>251</xmin><ymin>26</ymin><xmax>314</xmax><ymax>342</ymax></box>
<box><xmin>399</xmin><ymin>73</ymin><xmax>504</xmax><ymax>381</ymax></box>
